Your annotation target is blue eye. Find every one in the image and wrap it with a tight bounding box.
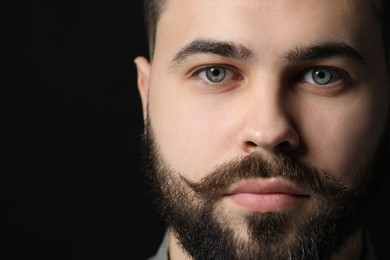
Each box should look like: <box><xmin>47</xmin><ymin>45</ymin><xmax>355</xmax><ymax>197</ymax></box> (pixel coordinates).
<box><xmin>202</xmin><ymin>67</ymin><xmax>227</xmax><ymax>82</ymax></box>
<box><xmin>303</xmin><ymin>67</ymin><xmax>342</xmax><ymax>85</ymax></box>
<box><xmin>192</xmin><ymin>65</ymin><xmax>243</xmax><ymax>92</ymax></box>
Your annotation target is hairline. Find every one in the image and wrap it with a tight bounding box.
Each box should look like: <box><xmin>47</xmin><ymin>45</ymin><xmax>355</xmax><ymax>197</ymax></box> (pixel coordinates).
<box><xmin>143</xmin><ymin>0</ymin><xmax>386</xmax><ymax>62</ymax></box>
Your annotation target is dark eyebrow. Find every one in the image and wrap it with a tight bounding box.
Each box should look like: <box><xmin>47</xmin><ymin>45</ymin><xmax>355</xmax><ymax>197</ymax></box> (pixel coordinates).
<box><xmin>285</xmin><ymin>42</ymin><xmax>368</xmax><ymax>66</ymax></box>
<box><xmin>171</xmin><ymin>39</ymin><xmax>252</xmax><ymax>67</ymax></box>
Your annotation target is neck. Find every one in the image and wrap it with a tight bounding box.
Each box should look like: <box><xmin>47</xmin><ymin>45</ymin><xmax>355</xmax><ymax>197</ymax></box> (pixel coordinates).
<box><xmin>332</xmin><ymin>229</ymin><xmax>363</xmax><ymax>260</ymax></box>
<box><xmin>167</xmin><ymin>229</ymin><xmax>364</xmax><ymax>260</ymax></box>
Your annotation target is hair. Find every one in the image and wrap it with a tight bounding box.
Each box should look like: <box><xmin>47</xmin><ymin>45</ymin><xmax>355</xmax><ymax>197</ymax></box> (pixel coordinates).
<box><xmin>143</xmin><ymin>0</ymin><xmax>388</xmax><ymax>63</ymax></box>
<box><xmin>143</xmin><ymin>0</ymin><xmax>168</xmax><ymax>60</ymax></box>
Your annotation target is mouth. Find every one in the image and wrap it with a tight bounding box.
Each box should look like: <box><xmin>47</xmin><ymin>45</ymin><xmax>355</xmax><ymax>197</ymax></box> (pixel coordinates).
<box><xmin>224</xmin><ymin>177</ymin><xmax>310</xmax><ymax>213</ymax></box>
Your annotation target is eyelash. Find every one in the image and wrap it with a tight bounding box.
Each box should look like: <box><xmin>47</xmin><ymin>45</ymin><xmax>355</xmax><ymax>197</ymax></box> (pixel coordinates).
<box><xmin>298</xmin><ymin>66</ymin><xmax>349</xmax><ymax>88</ymax></box>
<box><xmin>191</xmin><ymin>65</ymin><xmax>349</xmax><ymax>89</ymax></box>
<box><xmin>192</xmin><ymin>65</ymin><xmax>243</xmax><ymax>86</ymax></box>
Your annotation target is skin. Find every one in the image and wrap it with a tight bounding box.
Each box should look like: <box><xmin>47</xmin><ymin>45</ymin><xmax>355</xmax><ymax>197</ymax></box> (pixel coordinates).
<box><xmin>135</xmin><ymin>0</ymin><xmax>389</xmax><ymax>259</ymax></box>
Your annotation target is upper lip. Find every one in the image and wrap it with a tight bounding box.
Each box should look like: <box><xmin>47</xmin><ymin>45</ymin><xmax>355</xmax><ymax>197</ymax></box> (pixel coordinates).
<box><xmin>225</xmin><ymin>177</ymin><xmax>309</xmax><ymax>196</ymax></box>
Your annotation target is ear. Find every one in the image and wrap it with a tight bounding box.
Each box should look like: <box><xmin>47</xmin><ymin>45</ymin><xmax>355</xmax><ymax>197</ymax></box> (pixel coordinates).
<box><xmin>134</xmin><ymin>56</ymin><xmax>151</xmax><ymax>122</ymax></box>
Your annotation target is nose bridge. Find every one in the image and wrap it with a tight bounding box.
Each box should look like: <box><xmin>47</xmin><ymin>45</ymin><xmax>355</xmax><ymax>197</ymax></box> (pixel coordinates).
<box><xmin>238</xmin><ymin>77</ymin><xmax>299</xmax><ymax>154</ymax></box>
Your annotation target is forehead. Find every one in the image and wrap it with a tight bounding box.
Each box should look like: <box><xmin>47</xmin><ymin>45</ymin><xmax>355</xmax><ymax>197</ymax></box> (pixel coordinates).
<box><xmin>153</xmin><ymin>0</ymin><xmax>380</xmax><ymax>62</ymax></box>
<box><xmin>159</xmin><ymin>0</ymin><xmax>375</xmax><ymax>22</ymax></box>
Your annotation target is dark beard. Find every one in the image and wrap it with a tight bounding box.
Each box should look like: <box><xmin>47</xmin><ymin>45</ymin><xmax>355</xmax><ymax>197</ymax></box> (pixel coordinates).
<box><xmin>140</xmin><ymin>120</ymin><xmax>388</xmax><ymax>260</ymax></box>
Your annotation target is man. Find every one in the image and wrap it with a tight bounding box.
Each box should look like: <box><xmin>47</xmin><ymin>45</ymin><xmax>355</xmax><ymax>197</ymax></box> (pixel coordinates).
<box><xmin>134</xmin><ymin>0</ymin><xmax>389</xmax><ymax>259</ymax></box>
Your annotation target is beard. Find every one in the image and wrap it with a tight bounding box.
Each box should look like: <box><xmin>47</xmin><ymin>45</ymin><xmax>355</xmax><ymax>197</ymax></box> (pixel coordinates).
<box><xmin>140</xmin><ymin>119</ymin><xmax>388</xmax><ymax>260</ymax></box>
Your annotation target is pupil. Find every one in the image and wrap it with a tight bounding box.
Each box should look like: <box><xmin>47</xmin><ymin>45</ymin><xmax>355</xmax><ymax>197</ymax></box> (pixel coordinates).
<box><xmin>211</xmin><ymin>68</ymin><xmax>220</xmax><ymax>76</ymax></box>
<box><xmin>317</xmin><ymin>71</ymin><xmax>325</xmax><ymax>78</ymax></box>
<box><xmin>207</xmin><ymin>67</ymin><xmax>226</xmax><ymax>82</ymax></box>
<box><xmin>312</xmin><ymin>68</ymin><xmax>332</xmax><ymax>85</ymax></box>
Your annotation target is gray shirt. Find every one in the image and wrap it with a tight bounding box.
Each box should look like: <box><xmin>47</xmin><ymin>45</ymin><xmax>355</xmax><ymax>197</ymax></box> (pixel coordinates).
<box><xmin>147</xmin><ymin>230</ymin><xmax>378</xmax><ymax>260</ymax></box>
<box><xmin>147</xmin><ymin>231</ymin><xmax>169</xmax><ymax>260</ymax></box>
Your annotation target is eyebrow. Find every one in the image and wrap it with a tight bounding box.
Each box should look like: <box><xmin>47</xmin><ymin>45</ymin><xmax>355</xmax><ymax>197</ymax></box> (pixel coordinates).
<box><xmin>170</xmin><ymin>39</ymin><xmax>368</xmax><ymax>69</ymax></box>
<box><xmin>285</xmin><ymin>42</ymin><xmax>368</xmax><ymax>66</ymax></box>
<box><xmin>171</xmin><ymin>39</ymin><xmax>252</xmax><ymax>67</ymax></box>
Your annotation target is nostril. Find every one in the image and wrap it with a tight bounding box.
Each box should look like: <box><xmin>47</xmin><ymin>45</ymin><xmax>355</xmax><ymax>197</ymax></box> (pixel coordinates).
<box><xmin>245</xmin><ymin>140</ymin><xmax>258</xmax><ymax>148</ymax></box>
<box><xmin>245</xmin><ymin>139</ymin><xmax>297</xmax><ymax>154</ymax></box>
<box><xmin>274</xmin><ymin>140</ymin><xmax>293</xmax><ymax>153</ymax></box>
<box><xmin>239</xmin><ymin>123</ymin><xmax>300</xmax><ymax>154</ymax></box>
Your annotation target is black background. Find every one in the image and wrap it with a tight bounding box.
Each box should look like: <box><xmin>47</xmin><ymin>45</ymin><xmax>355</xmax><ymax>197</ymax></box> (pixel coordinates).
<box><xmin>3</xmin><ymin>1</ymin><xmax>164</xmax><ymax>259</ymax></box>
<box><xmin>2</xmin><ymin>1</ymin><xmax>389</xmax><ymax>259</ymax></box>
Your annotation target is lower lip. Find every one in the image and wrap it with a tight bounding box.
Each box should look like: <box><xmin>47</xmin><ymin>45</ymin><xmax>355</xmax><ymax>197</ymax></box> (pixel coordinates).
<box><xmin>226</xmin><ymin>193</ymin><xmax>308</xmax><ymax>213</ymax></box>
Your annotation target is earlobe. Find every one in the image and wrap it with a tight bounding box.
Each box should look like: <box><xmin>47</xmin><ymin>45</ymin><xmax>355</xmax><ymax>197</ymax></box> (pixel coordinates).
<box><xmin>134</xmin><ymin>56</ymin><xmax>151</xmax><ymax>122</ymax></box>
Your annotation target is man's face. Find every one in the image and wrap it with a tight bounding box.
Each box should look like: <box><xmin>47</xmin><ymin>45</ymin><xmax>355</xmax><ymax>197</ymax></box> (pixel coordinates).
<box><xmin>136</xmin><ymin>0</ymin><xmax>389</xmax><ymax>259</ymax></box>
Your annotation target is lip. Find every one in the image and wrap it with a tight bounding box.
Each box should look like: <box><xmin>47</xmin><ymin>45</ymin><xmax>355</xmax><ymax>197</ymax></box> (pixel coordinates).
<box><xmin>224</xmin><ymin>177</ymin><xmax>309</xmax><ymax>212</ymax></box>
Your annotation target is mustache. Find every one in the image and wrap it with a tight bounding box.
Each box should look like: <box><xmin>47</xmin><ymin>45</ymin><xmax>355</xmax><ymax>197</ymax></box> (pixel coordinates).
<box><xmin>181</xmin><ymin>152</ymin><xmax>348</xmax><ymax>201</ymax></box>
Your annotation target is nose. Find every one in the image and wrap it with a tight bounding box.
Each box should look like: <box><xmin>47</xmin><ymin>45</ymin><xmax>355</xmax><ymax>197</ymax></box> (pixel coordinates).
<box><xmin>238</xmin><ymin>87</ymin><xmax>300</xmax><ymax>154</ymax></box>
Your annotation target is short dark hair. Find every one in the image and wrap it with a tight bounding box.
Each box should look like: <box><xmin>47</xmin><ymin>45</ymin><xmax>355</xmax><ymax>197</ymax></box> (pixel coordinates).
<box><xmin>143</xmin><ymin>0</ymin><xmax>168</xmax><ymax>60</ymax></box>
<box><xmin>143</xmin><ymin>0</ymin><xmax>387</xmax><ymax>62</ymax></box>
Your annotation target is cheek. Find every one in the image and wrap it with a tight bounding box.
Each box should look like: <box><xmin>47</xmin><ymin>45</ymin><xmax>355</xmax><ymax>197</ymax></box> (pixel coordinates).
<box><xmin>148</xmin><ymin>82</ymin><xmax>234</xmax><ymax>179</ymax></box>
<box><xmin>302</xmin><ymin>91</ymin><xmax>388</xmax><ymax>181</ymax></box>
